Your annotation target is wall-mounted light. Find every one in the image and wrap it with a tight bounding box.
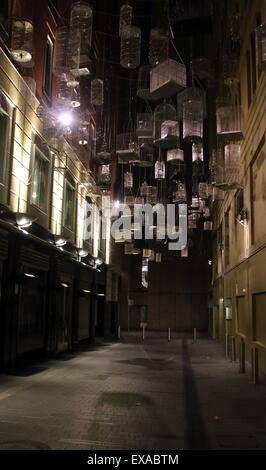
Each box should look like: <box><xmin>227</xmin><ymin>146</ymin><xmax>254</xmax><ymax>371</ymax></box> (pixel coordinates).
<box><xmin>82</xmin><ymin>289</ymin><xmax>91</xmax><ymax>294</ymax></box>
<box><xmin>24</xmin><ymin>272</ymin><xmax>35</xmax><ymax>278</ymax></box>
<box><xmin>59</xmin><ymin>111</ymin><xmax>73</xmax><ymax>127</ymax></box>
<box><xmin>97</xmin><ymin>293</ymin><xmax>105</xmax><ymax>297</ymax></box>
<box><xmin>16</xmin><ymin>213</ymin><xmax>35</xmax><ymax>229</ymax></box>
<box><xmin>61</xmin><ymin>283</ymin><xmax>69</xmax><ymax>288</ymax></box>
<box><xmin>54</xmin><ymin>236</ymin><xmax>67</xmax><ymax>247</ymax></box>
<box><xmin>77</xmin><ymin>248</ymin><xmax>89</xmax><ymax>261</ymax></box>
<box><xmin>95</xmin><ymin>258</ymin><xmax>103</xmax><ymax>266</ymax></box>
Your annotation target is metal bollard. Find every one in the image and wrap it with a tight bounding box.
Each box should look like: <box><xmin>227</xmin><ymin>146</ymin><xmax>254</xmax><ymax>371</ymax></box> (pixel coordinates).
<box><xmin>251</xmin><ymin>347</ymin><xmax>259</xmax><ymax>385</ymax></box>
<box><xmin>168</xmin><ymin>328</ymin><xmax>171</xmax><ymax>342</ymax></box>
<box><xmin>142</xmin><ymin>325</ymin><xmax>145</xmax><ymax>341</ymax></box>
<box><xmin>231</xmin><ymin>336</ymin><xmax>236</xmax><ymax>362</ymax></box>
<box><xmin>193</xmin><ymin>327</ymin><xmax>197</xmax><ymax>342</ymax></box>
<box><xmin>118</xmin><ymin>325</ymin><xmax>121</xmax><ymax>339</ymax></box>
<box><xmin>239</xmin><ymin>338</ymin><xmax>246</xmax><ymax>373</ymax></box>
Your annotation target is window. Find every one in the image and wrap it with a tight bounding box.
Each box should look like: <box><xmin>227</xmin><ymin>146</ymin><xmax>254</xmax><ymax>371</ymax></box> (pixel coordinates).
<box><xmin>235</xmin><ymin>189</ymin><xmax>244</xmax><ymax>219</ymax></box>
<box><xmin>250</xmin><ymin>31</ymin><xmax>257</xmax><ymax>94</ymax></box>
<box><xmin>48</xmin><ymin>0</ymin><xmax>58</xmax><ymax>23</ymax></box>
<box><xmin>0</xmin><ymin>92</ymin><xmax>12</xmax><ymax>186</ymax></box>
<box><xmin>0</xmin><ymin>0</ymin><xmax>10</xmax><ymax>42</ymax></box>
<box><xmin>64</xmin><ymin>175</ymin><xmax>75</xmax><ymax>231</ymax></box>
<box><xmin>32</xmin><ymin>143</ymin><xmax>50</xmax><ymax>213</ymax></box>
<box><xmin>43</xmin><ymin>35</ymin><xmax>54</xmax><ymax>98</ymax></box>
<box><xmin>225</xmin><ymin>210</ymin><xmax>230</xmax><ymax>266</ymax></box>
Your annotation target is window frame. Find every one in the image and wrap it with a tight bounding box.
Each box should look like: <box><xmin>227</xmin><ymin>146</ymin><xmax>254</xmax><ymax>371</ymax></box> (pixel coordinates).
<box><xmin>43</xmin><ymin>34</ymin><xmax>54</xmax><ymax>100</ymax></box>
<box><xmin>0</xmin><ymin>91</ymin><xmax>13</xmax><ymax>191</ymax></box>
<box><xmin>31</xmin><ymin>142</ymin><xmax>51</xmax><ymax>214</ymax></box>
<box><xmin>63</xmin><ymin>174</ymin><xmax>76</xmax><ymax>232</ymax></box>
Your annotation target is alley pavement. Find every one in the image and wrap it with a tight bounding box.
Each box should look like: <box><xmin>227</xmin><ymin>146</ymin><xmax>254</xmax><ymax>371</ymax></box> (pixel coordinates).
<box><xmin>0</xmin><ymin>333</ymin><xmax>266</xmax><ymax>450</ymax></box>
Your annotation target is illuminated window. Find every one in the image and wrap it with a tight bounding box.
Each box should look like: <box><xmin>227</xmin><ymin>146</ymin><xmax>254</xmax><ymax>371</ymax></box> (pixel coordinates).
<box><xmin>32</xmin><ymin>144</ymin><xmax>49</xmax><ymax>212</ymax></box>
<box><xmin>64</xmin><ymin>175</ymin><xmax>75</xmax><ymax>231</ymax></box>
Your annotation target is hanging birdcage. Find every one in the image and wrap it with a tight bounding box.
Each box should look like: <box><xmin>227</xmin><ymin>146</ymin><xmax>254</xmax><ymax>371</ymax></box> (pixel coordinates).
<box><xmin>137</xmin><ymin>65</ymin><xmax>157</xmax><ymax>101</ymax></box>
<box><xmin>10</xmin><ymin>18</ymin><xmax>34</xmax><ymax>64</ymax></box>
<box><xmin>224</xmin><ymin>144</ymin><xmax>241</xmax><ymax>188</ymax></box>
<box><xmin>155</xmin><ymin>253</ymin><xmax>162</xmax><ymax>263</ymax></box>
<box><xmin>116</xmin><ymin>133</ymin><xmax>139</xmax><ymax>164</ymax></box>
<box><xmin>183</xmin><ymin>100</ymin><xmax>203</xmax><ymax>143</ymax></box>
<box><xmin>167</xmin><ymin>148</ymin><xmax>184</xmax><ymax>163</ymax></box>
<box><xmin>150</xmin><ymin>59</ymin><xmax>186</xmax><ymax>99</ymax></box>
<box><xmin>209</xmin><ymin>148</ymin><xmax>225</xmax><ymax>186</ymax></box>
<box><xmin>212</xmin><ymin>186</ymin><xmax>224</xmax><ymax>202</ymax></box>
<box><xmin>120</xmin><ymin>25</ymin><xmax>141</xmax><ymax>69</ymax></box>
<box><xmin>53</xmin><ymin>27</ymin><xmax>80</xmax><ymax>80</ymax></box>
<box><xmin>136</xmin><ymin>138</ymin><xmax>154</xmax><ymax>167</ymax></box>
<box><xmin>153</xmin><ymin>102</ymin><xmax>176</xmax><ymax>145</ymax></box>
<box><xmin>56</xmin><ymin>77</ymin><xmax>71</xmax><ymax>105</ymax></box>
<box><xmin>146</xmin><ymin>186</ymin><xmax>158</xmax><ymax>204</ymax></box>
<box><xmin>191</xmin><ymin>196</ymin><xmax>200</xmax><ymax>210</ymax></box>
<box><xmin>160</xmin><ymin>120</ymin><xmax>179</xmax><ymax>148</ymax></box>
<box><xmin>188</xmin><ymin>212</ymin><xmax>198</xmax><ymax>229</ymax></box>
<box><xmin>198</xmin><ymin>182</ymin><xmax>209</xmax><ymax>200</ymax></box>
<box><xmin>140</xmin><ymin>180</ymin><xmax>148</xmax><ymax>196</ymax></box>
<box><xmin>255</xmin><ymin>23</ymin><xmax>266</xmax><ymax>71</ymax></box>
<box><xmin>216</xmin><ymin>102</ymin><xmax>244</xmax><ymax>140</ymax></box>
<box><xmin>222</xmin><ymin>55</ymin><xmax>239</xmax><ymax>86</ymax></box>
<box><xmin>173</xmin><ymin>183</ymin><xmax>186</xmax><ymax>203</ymax></box>
<box><xmin>149</xmin><ymin>28</ymin><xmax>168</xmax><ymax>67</ymax></box>
<box><xmin>191</xmin><ymin>56</ymin><xmax>213</xmax><ymax>81</ymax></box>
<box><xmin>70</xmin><ymin>1</ymin><xmax>93</xmax><ymax>65</ymax></box>
<box><xmin>119</xmin><ymin>4</ymin><xmax>132</xmax><ymax>37</ymax></box>
<box><xmin>70</xmin><ymin>87</ymin><xmax>81</xmax><ymax>107</ymax></box>
<box><xmin>155</xmin><ymin>161</ymin><xmax>165</xmax><ymax>180</ymax></box>
<box><xmin>77</xmin><ymin>125</ymin><xmax>89</xmax><ymax>145</ymax></box>
<box><xmin>124</xmin><ymin>171</ymin><xmax>133</xmax><ymax>188</ymax></box>
<box><xmin>136</xmin><ymin>113</ymin><xmax>153</xmax><ymax>137</ymax></box>
<box><xmin>98</xmin><ymin>164</ymin><xmax>111</xmax><ymax>186</ymax></box>
<box><xmin>192</xmin><ymin>143</ymin><xmax>204</xmax><ymax>162</ymax></box>
<box><xmin>91</xmin><ymin>79</ymin><xmax>104</xmax><ymax>106</ymax></box>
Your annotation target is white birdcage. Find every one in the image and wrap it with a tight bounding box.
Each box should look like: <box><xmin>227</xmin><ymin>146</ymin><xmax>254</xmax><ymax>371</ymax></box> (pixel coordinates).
<box><xmin>120</xmin><ymin>25</ymin><xmax>141</xmax><ymax>69</ymax></box>
<box><xmin>56</xmin><ymin>77</ymin><xmax>71</xmax><ymax>105</ymax></box>
<box><xmin>70</xmin><ymin>1</ymin><xmax>93</xmax><ymax>64</ymax></box>
<box><xmin>224</xmin><ymin>144</ymin><xmax>241</xmax><ymax>186</ymax></box>
<box><xmin>153</xmin><ymin>102</ymin><xmax>176</xmax><ymax>145</ymax></box>
<box><xmin>136</xmin><ymin>113</ymin><xmax>153</xmax><ymax>137</ymax></box>
<box><xmin>160</xmin><ymin>120</ymin><xmax>179</xmax><ymax>148</ymax></box>
<box><xmin>155</xmin><ymin>161</ymin><xmax>165</xmax><ymax>180</ymax></box>
<box><xmin>149</xmin><ymin>28</ymin><xmax>168</xmax><ymax>66</ymax></box>
<box><xmin>192</xmin><ymin>143</ymin><xmax>204</xmax><ymax>162</ymax></box>
<box><xmin>10</xmin><ymin>18</ymin><xmax>34</xmax><ymax>64</ymax></box>
<box><xmin>98</xmin><ymin>164</ymin><xmax>111</xmax><ymax>185</ymax></box>
<box><xmin>198</xmin><ymin>182</ymin><xmax>209</xmax><ymax>200</ymax></box>
<box><xmin>150</xmin><ymin>59</ymin><xmax>186</xmax><ymax>99</ymax></box>
<box><xmin>137</xmin><ymin>65</ymin><xmax>156</xmax><ymax>101</ymax></box>
<box><xmin>204</xmin><ymin>221</ymin><xmax>213</xmax><ymax>231</ymax></box>
<box><xmin>70</xmin><ymin>87</ymin><xmax>81</xmax><ymax>107</ymax></box>
<box><xmin>183</xmin><ymin>100</ymin><xmax>203</xmax><ymax>143</ymax></box>
<box><xmin>91</xmin><ymin>79</ymin><xmax>104</xmax><ymax>106</ymax></box>
<box><xmin>78</xmin><ymin>125</ymin><xmax>89</xmax><ymax>145</ymax></box>
<box><xmin>256</xmin><ymin>23</ymin><xmax>266</xmax><ymax>71</ymax></box>
<box><xmin>124</xmin><ymin>171</ymin><xmax>133</xmax><ymax>188</ymax></box>
<box><xmin>216</xmin><ymin>103</ymin><xmax>244</xmax><ymax>140</ymax></box>
<box><xmin>116</xmin><ymin>133</ymin><xmax>139</xmax><ymax>164</ymax></box>
<box><xmin>146</xmin><ymin>186</ymin><xmax>158</xmax><ymax>204</ymax></box>
<box><xmin>167</xmin><ymin>148</ymin><xmax>184</xmax><ymax>163</ymax></box>
<box><xmin>174</xmin><ymin>183</ymin><xmax>186</xmax><ymax>203</ymax></box>
<box><xmin>119</xmin><ymin>4</ymin><xmax>132</xmax><ymax>37</ymax></box>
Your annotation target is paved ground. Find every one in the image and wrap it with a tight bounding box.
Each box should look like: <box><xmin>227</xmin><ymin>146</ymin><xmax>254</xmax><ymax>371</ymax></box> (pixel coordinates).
<box><xmin>0</xmin><ymin>333</ymin><xmax>266</xmax><ymax>450</ymax></box>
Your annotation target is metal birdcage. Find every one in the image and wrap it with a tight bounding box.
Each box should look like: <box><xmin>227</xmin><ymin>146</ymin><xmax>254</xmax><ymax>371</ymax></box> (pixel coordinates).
<box><xmin>149</xmin><ymin>28</ymin><xmax>168</xmax><ymax>66</ymax></box>
<box><xmin>70</xmin><ymin>1</ymin><xmax>93</xmax><ymax>64</ymax></box>
<box><xmin>155</xmin><ymin>160</ymin><xmax>165</xmax><ymax>180</ymax></box>
<box><xmin>160</xmin><ymin>120</ymin><xmax>180</xmax><ymax>148</ymax></box>
<box><xmin>188</xmin><ymin>212</ymin><xmax>198</xmax><ymax>229</ymax></box>
<box><xmin>10</xmin><ymin>18</ymin><xmax>34</xmax><ymax>64</ymax></box>
<box><xmin>98</xmin><ymin>164</ymin><xmax>111</xmax><ymax>186</ymax></box>
<box><xmin>191</xmin><ymin>56</ymin><xmax>213</xmax><ymax>81</ymax></box>
<box><xmin>53</xmin><ymin>26</ymin><xmax>80</xmax><ymax>80</ymax></box>
<box><xmin>209</xmin><ymin>148</ymin><xmax>225</xmax><ymax>186</ymax></box>
<box><xmin>136</xmin><ymin>113</ymin><xmax>153</xmax><ymax>137</ymax></box>
<box><xmin>204</xmin><ymin>221</ymin><xmax>213</xmax><ymax>231</ymax></box>
<box><xmin>116</xmin><ymin>132</ymin><xmax>139</xmax><ymax>164</ymax></box>
<box><xmin>173</xmin><ymin>183</ymin><xmax>187</xmax><ymax>203</ymax></box>
<box><xmin>167</xmin><ymin>148</ymin><xmax>184</xmax><ymax>163</ymax></box>
<box><xmin>124</xmin><ymin>171</ymin><xmax>133</xmax><ymax>189</ymax></box>
<box><xmin>91</xmin><ymin>79</ymin><xmax>104</xmax><ymax>106</ymax></box>
<box><xmin>56</xmin><ymin>77</ymin><xmax>71</xmax><ymax>105</ymax></box>
<box><xmin>216</xmin><ymin>103</ymin><xmax>244</xmax><ymax>141</ymax></box>
<box><xmin>120</xmin><ymin>25</ymin><xmax>141</xmax><ymax>69</ymax></box>
<box><xmin>119</xmin><ymin>4</ymin><xmax>132</xmax><ymax>37</ymax></box>
<box><xmin>77</xmin><ymin>125</ymin><xmax>89</xmax><ymax>145</ymax></box>
<box><xmin>150</xmin><ymin>59</ymin><xmax>186</xmax><ymax>99</ymax></box>
<box><xmin>192</xmin><ymin>143</ymin><xmax>204</xmax><ymax>162</ymax></box>
<box><xmin>198</xmin><ymin>182</ymin><xmax>209</xmax><ymax>200</ymax></box>
<box><xmin>146</xmin><ymin>186</ymin><xmax>158</xmax><ymax>204</ymax></box>
<box><xmin>183</xmin><ymin>100</ymin><xmax>203</xmax><ymax>143</ymax></box>
<box><xmin>153</xmin><ymin>102</ymin><xmax>176</xmax><ymax>146</ymax></box>
<box><xmin>255</xmin><ymin>23</ymin><xmax>266</xmax><ymax>71</ymax></box>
